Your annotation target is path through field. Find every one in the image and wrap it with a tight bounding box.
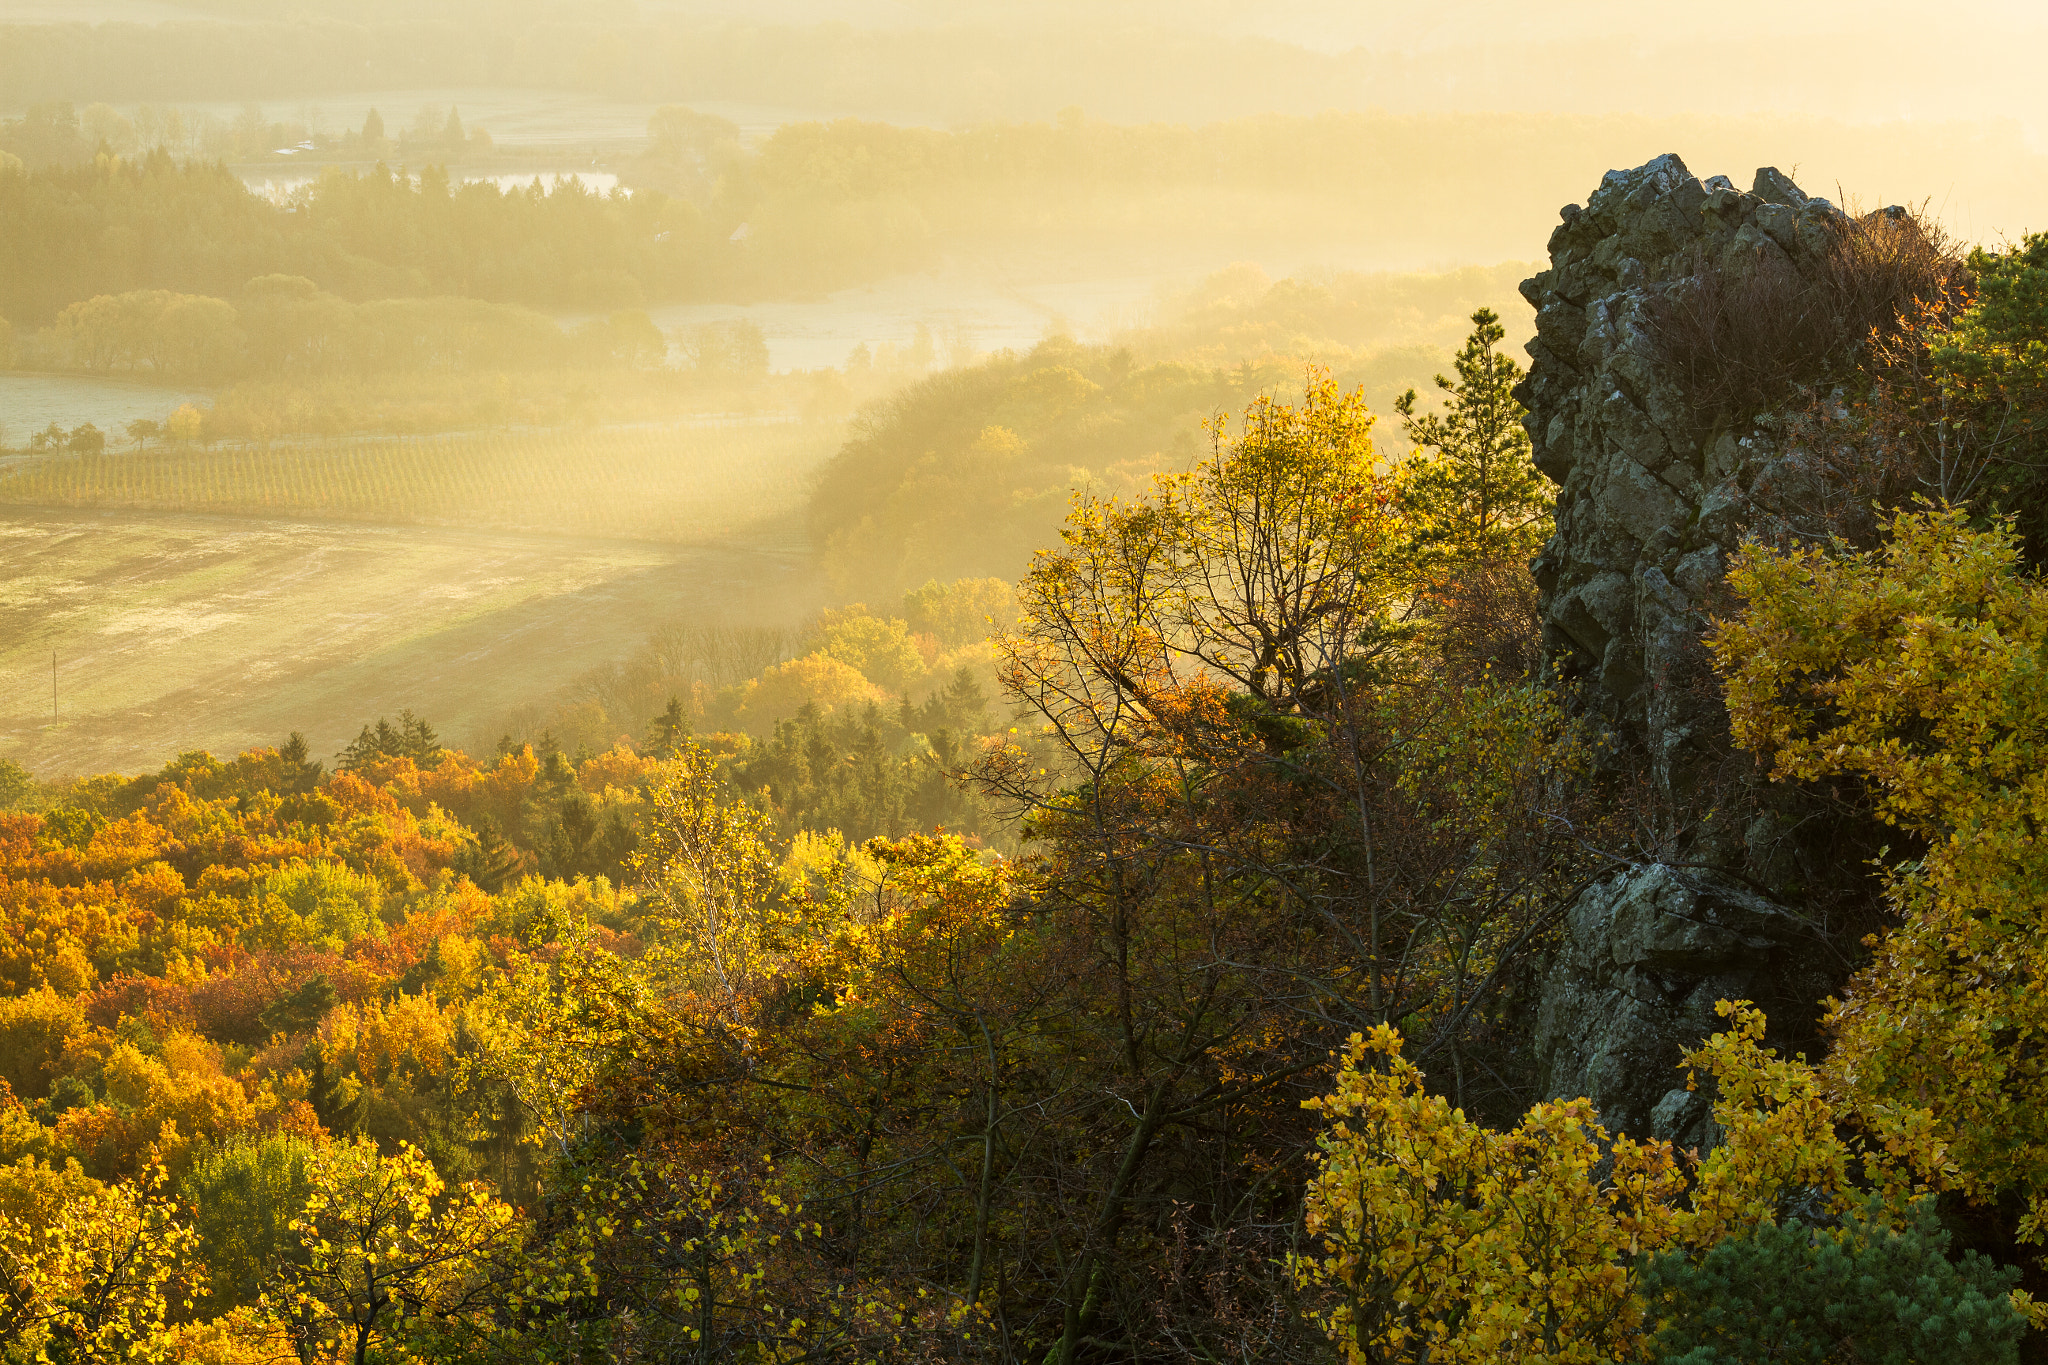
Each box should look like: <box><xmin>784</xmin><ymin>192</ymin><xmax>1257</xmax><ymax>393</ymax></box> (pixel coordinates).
<box><xmin>0</xmin><ymin>509</ymin><xmax>820</xmax><ymax>778</ymax></box>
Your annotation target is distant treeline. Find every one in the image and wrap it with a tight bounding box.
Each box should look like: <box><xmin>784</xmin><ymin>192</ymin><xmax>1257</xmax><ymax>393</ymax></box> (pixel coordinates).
<box><xmin>0</xmin><ymin>98</ymin><xmax>492</xmax><ymax>172</ymax></box>
<box><xmin>6</xmin><ymin>104</ymin><xmax>2047</xmax><ymax>327</ymax></box>
<box><xmin>0</xmin><ymin>153</ymin><xmax>707</xmax><ymax>326</ymax></box>
<box><xmin>798</xmin><ymin>260</ymin><xmax>1534</xmax><ymax>599</ymax></box>
<box><xmin>24</xmin><ymin>279</ymin><xmax>668</xmax><ymax>383</ymax></box>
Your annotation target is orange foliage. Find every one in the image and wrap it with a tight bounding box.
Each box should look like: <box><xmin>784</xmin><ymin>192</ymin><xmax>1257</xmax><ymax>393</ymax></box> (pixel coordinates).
<box><xmin>0</xmin><ymin>756</ymin><xmax>471</xmax><ymax>1002</ymax></box>
<box><xmin>578</xmin><ymin>744</ymin><xmax>658</xmax><ymax>795</ymax></box>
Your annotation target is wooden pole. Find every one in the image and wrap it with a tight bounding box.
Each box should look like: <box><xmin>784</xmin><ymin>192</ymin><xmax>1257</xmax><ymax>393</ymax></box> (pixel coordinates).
<box><xmin>51</xmin><ymin>649</ymin><xmax>56</xmax><ymax>723</ymax></box>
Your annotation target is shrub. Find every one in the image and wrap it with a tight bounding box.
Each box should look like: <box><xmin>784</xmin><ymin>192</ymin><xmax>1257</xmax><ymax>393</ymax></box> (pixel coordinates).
<box><xmin>1642</xmin><ymin>1194</ymin><xmax>2026</xmax><ymax>1365</ymax></box>
<box><xmin>1648</xmin><ymin>204</ymin><xmax>1964</xmax><ymax>425</ymax></box>
<box><xmin>1419</xmin><ymin>554</ymin><xmax>1543</xmax><ymax>684</ymax></box>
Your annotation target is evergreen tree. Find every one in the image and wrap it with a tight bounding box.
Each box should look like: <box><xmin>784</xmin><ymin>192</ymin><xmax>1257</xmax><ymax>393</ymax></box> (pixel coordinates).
<box><xmin>1395</xmin><ymin>306</ymin><xmax>1551</xmax><ymax>567</ymax></box>
<box><xmin>643</xmin><ymin>696</ymin><xmax>690</xmax><ymax>755</ymax></box>
<box><xmin>278</xmin><ymin>730</ymin><xmax>324</xmax><ymax>791</ymax></box>
<box><xmin>1641</xmin><ymin>1194</ymin><xmax>2026</xmax><ymax>1364</ymax></box>
<box><xmin>336</xmin><ymin>710</ymin><xmax>440</xmax><ymax>771</ymax></box>
<box><xmin>396</xmin><ymin>709</ymin><xmax>440</xmax><ymax>766</ymax></box>
<box><xmin>451</xmin><ymin>814</ymin><xmax>523</xmax><ymax>894</ymax></box>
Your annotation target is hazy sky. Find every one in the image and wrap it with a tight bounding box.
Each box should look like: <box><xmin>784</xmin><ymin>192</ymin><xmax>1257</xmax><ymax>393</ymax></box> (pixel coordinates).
<box><xmin>34</xmin><ymin>0</ymin><xmax>2013</xmax><ymax>50</ymax></box>
<box><xmin>8</xmin><ymin>0</ymin><xmax>2043</xmax><ymax>146</ymax></box>
<box><xmin>650</xmin><ymin>0</ymin><xmax>2043</xmax><ymax>50</ymax></box>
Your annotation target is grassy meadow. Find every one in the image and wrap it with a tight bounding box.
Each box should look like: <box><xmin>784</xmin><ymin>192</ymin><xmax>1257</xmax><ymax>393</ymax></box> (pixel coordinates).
<box><xmin>0</xmin><ymin>509</ymin><xmax>820</xmax><ymax>778</ymax></box>
<box><xmin>0</xmin><ymin>418</ymin><xmax>840</xmax><ymax>777</ymax></box>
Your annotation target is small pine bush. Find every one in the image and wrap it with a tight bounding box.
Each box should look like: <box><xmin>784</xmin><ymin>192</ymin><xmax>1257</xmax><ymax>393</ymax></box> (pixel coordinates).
<box><xmin>1643</xmin><ymin>1193</ymin><xmax>2026</xmax><ymax>1365</ymax></box>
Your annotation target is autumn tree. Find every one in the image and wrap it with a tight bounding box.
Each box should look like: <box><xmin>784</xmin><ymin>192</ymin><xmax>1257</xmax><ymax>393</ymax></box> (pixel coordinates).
<box><xmin>1298</xmin><ymin>1001</ymin><xmax>2024</xmax><ymax>1364</ymax></box>
<box><xmin>0</xmin><ymin>1163</ymin><xmax>203</xmax><ymax>1362</ymax></box>
<box><xmin>469</xmin><ymin>764</ymin><xmax>1006</xmax><ymax>1360</ymax></box>
<box><xmin>965</xmin><ymin>373</ymin><xmax>1602</xmax><ymax>1360</ymax></box>
<box><xmin>1712</xmin><ymin>503</ymin><xmax>2048</xmax><ymax>1270</ymax></box>
<box><xmin>270</xmin><ymin>1139</ymin><xmax>517</xmax><ymax>1365</ymax></box>
<box><xmin>1300</xmin><ymin>1024</ymin><xmax>1685</xmax><ymax>1364</ymax></box>
<box><xmin>164</xmin><ymin>404</ymin><xmax>203</xmax><ymax>445</ymax></box>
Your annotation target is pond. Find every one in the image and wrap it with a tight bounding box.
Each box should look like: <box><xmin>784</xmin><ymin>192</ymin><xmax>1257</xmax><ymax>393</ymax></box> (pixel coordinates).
<box><xmin>639</xmin><ymin>264</ymin><xmax>1169</xmax><ymax>374</ymax></box>
<box><xmin>635</xmin><ymin>240</ymin><xmax>1353</xmax><ymax>372</ymax></box>
<box><xmin>0</xmin><ymin>376</ymin><xmax>209</xmax><ymax>448</ymax></box>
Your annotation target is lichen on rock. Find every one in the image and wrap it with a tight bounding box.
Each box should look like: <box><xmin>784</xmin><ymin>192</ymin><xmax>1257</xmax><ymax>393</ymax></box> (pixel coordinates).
<box><xmin>1519</xmin><ymin>153</ymin><xmax>1855</xmax><ymax>804</ymax></box>
<box><xmin>1517</xmin><ymin>155</ymin><xmax>1877</xmax><ymax>1132</ymax></box>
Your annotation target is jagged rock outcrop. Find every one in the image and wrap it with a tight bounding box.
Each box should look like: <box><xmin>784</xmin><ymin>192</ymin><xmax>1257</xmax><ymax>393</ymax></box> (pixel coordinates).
<box><xmin>1518</xmin><ymin>153</ymin><xmax>1849</xmax><ymax>806</ymax></box>
<box><xmin>1532</xmin><ymin>865</ymin><xmax>1801</xmax><ymax>1146</ymax></box>
<box><xmin>1516</xmin><ymin>155</ymin><xmax>1863</xmax><ymax>1136</ymax></box>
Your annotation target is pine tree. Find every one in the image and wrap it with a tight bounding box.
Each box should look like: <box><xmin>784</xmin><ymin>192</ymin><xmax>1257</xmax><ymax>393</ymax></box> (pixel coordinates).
<box><xmin>279</xmin><ymin>730</ymin><xmax>324</xmax><ymax>790</ymax></box>
<box><xmin>1640</xmin><ymin>1194</ymin><xmax>2025</xmax><ymax>1364</ymax></box>
<box><xmin>452</xmin><ymin>814</ymin><xmax>523</xmax><ymax>894</ymax></box>
<box><xmin>1395</xmin><ymin>307</ymin><xmax>1551</xmax><ymax>567</ymax></box>
<box><xmin>397</xmin><ymin>709</ymin><xmax>440</xmax><ymax>767</ymax></box>
<box><xmin>643</xmin><ymin>697</ymin><xmax>690</xmax><ymax>755</ymax></box>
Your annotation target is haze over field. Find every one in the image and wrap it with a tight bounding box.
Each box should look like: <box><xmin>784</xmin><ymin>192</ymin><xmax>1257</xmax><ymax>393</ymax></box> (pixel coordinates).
<box><xmin>2</xmin><ymin>0</ymin><xmax>2040</xmax><ymax>776</ymax></box>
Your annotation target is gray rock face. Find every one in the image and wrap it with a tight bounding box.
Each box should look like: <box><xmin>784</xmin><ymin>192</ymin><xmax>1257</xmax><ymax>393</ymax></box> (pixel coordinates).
<box><xmin>1518</xmin><ymin>153</ymin><xmax>1847</xmax><ymax>809</ymax></box>
<box><xmin>1534</xmin><ymin>864</ymin><xmax>1803</xmax><ymax>1146</ymax></box>
<box><xmin>1516</xmin><ymin>156</ymin><xmax>1858</xmax><ymax>1132</ymax></box>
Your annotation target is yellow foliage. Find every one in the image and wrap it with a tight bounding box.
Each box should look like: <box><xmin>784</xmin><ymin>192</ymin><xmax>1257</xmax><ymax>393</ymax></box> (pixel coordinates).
<box><xmin>0</xmin><ymin>988</ymin><xmax>92</xmax><ymax>1102</ymax></box>
<box><xmin>58</xmin><ymin>1038</ymin><xmax>257</xmax><ymax>1179</ymax></box>
<box><xmin>1301</xmin><ymin>1025</ymin><xmax>1683</xmax><ymax>1365</ymax></box>
<box><xmin>280</xmin><ymin>1139</ymin><xmax>518</xmax><ymax>1363</ymax></box>
<box><xmin>1713</xmin><ymin>504</ymin><xmax>2048</xmax><ymax>1250</ymax></box>
<box><xmin>0</xmin><ymin>1102</ymin><xmax>53</xmax><ymax>1169</ymax></box>
<box><xmin>242</xmin><ymin>860</ymin><xmax>385</xmax><ymax>954</ymax></box>
<box><xmin>0</xmin><ymin>1155</ymin><xmax>99</xmax><ymax>1229</ymax></box>
<box><xmin>902</xmin><ymin>575</ymin><xmax>1018</xmax><ymax>648</ymax></box>
<box><xmin>165</xmin><ymin>404</ymin><xmax>204</xmax><ymax>444</ymax></box>
<box><xmin>154</xmin><ymin>1308</ymin><xmax>296</xmax><ymax>1364</ymax></box>
<box><xmin>576</xmin><ymin>743</ymin><xmax>657</xmax><ymax>795</ymax></box>
<box><xmin>732</xmin><ymin>652</ymin><xmax>889</xmax><ymax>733</ymax></box>
<box><xmin>807</xmin><ymin>610</ymin><xmax>928</xmax><ymax>693</ymax></box>
<box><xmin>1680</xmin><ymin>1001</ymin><xmax>1949</xmax><ymax>1244</ymax></box>
<box><xmin>632</xmin><ymin>742</ymin><xmax>795</xmax><ymax>1043</ymax></box>
<box><xmin>0</xmin><ymin>1163</ymin><xmax>202</xmax><ymax>1362</ymax></box>
<box><xmin>1301</xmin><ymin>1002</ymin><xmax>1962</xmax><ymax>1363</ymax></box>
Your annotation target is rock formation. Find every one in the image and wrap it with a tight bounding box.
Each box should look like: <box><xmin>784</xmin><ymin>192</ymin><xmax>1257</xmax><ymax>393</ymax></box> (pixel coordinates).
<box><xmin>1515</xmin><ymin>155</ymin><xmax>1870</xmax><ymax>1142</ymax></box>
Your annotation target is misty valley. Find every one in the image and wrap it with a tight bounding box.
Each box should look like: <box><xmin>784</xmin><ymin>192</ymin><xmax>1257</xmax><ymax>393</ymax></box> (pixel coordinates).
<box><xmin>2</xmin><ymin>3</ymin><xmax>2048</xmax><ymax>1363</ymax></box>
